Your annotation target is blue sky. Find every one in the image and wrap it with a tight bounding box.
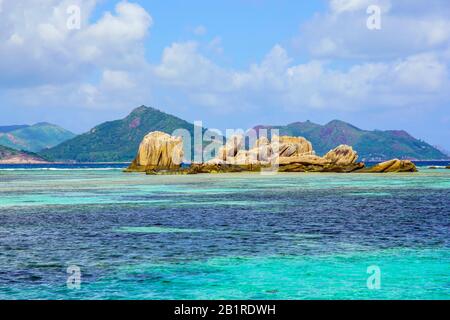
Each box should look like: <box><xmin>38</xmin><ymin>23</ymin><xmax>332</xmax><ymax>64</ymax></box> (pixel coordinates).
<box><xmin>136</xmin><ymin>0</ymin><xmax>326</xmax><ymax>67</ymax></box>
<box><xmin>0</xmin><ymin>0</ymin><xmax>449</xmax><ymax>150</ymax></box>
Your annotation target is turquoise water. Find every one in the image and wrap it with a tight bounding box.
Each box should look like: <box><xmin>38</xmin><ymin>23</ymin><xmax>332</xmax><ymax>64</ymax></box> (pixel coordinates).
<box><xmin>0</xmin><ymin>166</ymin><xmax>449</xmax><ymax>299</ymax></box>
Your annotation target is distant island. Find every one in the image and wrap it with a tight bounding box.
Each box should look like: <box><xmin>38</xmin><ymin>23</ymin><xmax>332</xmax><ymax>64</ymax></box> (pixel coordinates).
<box><xmin>254</xmin><ymin>121</ymin><xmax>447</xmax><ymax>161</ymax></box>
<box><xmin>1</xmin><ymin>105</ymin><xmax>448</xmax><ymax>164</ymax></box>
<box><xmin>0</xmin><ymin>145</ymin><xmax>48</xmax><ymax>164</ymax></box>
<box><xmin>40</xmin><ymin>106</ymin><xmax>195</xmax><ymax>162</ymax></box>
<box><xmin>0</xmin><ymin>122</ymin><xmax>75</xmax><ymax>153</ymax></box>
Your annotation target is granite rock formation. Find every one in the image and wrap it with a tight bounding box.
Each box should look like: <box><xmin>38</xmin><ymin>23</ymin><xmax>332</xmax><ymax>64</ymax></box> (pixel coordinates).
<box><xmin>360</xmin><ymin>159</ymin><xmax>418</xmax><ymax>173</ymax></box>
<box><xmin>126</xmin><ymin>131</ymin><xmax>420</xmax><ymax>175</ymax></box>
<box><xmin>276</xmin><ymin>145</ymin><xmax>362</xmax><ymax>173</ymax></box>
<box><xmin>125</xmin><ymin>131</ymin><xmax>183</xmax><ymax>172</ymax></box>
<box><xmin>273</xmin><ymin>135</ymin><xmax>313</xmax><ymax>158</ymax></box>
<box><xmin>202</xmin><ymin>134</ymin><xmax>362</xmax><ymax>173</ymax></box>
<box><xmin>324</xmin><ymin>145</ymin><xmax>358</xmax><ymax>166</ymax></box>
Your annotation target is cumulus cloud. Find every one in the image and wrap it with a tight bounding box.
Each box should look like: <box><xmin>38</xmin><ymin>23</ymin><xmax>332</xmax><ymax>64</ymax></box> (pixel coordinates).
<box><xmin>154</xmin><ymin>42</ymin><xmax>231</xmax><ymax>90</ymax></box>
<box><xmin>0</xmin><ymin>0</ymin><xmax>152</xmax><ymax>88</ymax></box>
<box><xmin>207</xmin><ymin>36</ymin><xmax>224</xmax><ymax>54</ymax></box>
<box><xmin>297</xmin><ymin>0</ymin><xmax>450</xmax><ymax>60</ymax></box>
<box><xmin>0</xmin><ymin>0</ymin><xmax>154</xmax><ymax>120</ymax></box>
<box><xmin>145</xmin><ymin>41</ymin><xmax>450</xmax><ymax>116</ymax></box>
<box><xmin>1</xmin><ymin>0</ymin><xmax>449</xmax><ymax>139</ymax></box>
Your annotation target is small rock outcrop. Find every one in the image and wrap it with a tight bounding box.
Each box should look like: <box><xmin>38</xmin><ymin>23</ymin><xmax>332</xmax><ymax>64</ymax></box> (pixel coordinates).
<box><xmin>276</xmin><ymin>144</ymin><xmax>362</xmax><ymax>173</ymax></box>
<box><xmin>125</xmin><ymin>131</ymin><xmax>183</xmax><ymax>172</ymax></box>
<box><xmin>361</xmin><ymin>159</ymin><xmax>418</xmax><ymax>173</ymax></box>
<box><xmin>446</xmin><ymin>165</ymin><xmax>450</xmax><ymax>169</ymax></box>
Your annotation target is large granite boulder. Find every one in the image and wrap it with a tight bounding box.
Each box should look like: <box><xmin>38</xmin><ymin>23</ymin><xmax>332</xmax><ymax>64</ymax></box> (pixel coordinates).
<box><xmin>125</xmin><ymin>131</ymin><xmax>184</xmax><ymax>172</ymax></box>
<box><xmin>324</xmin><ymin>145</ymin><xmax>358</xmax><ymax>166</ymax></box>
<box><xmin>362</xmin><ymin>159</ymin><xmax>417</xmax><ymax>173</ymax></box>
<box><xmin>271</xmin><ymin>135</ymin><xmax>313</xmax><ymax>157</ymax></box>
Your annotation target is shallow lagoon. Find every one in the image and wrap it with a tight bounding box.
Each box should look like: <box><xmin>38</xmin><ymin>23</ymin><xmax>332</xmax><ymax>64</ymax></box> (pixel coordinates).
<box><xmin>0</xmin><ymin>165</ymin><xmax>449</xmax><ymax>299</ymax></box>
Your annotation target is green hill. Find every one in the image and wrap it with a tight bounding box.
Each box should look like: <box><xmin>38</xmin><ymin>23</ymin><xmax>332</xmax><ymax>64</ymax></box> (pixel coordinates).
<box><xmin>254</xmin><ymin>120</ymin><xmax>448</xmax><ymax>160</ymax></box>
<box><xmin>41</xmin><ymin>106</ymin><xmax>197</xmax><ymax>162</ymax></box>
<box><xmin>41</xmin><ymin>106</ymin><xmax>447</xmax><ymax>162</ymax></box>
<box><xmin>0</xmin><ymin>122</ymin><xmax>75</xmax><ymax>153</ymax></box>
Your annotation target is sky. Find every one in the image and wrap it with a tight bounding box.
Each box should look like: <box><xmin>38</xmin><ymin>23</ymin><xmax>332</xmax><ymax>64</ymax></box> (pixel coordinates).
<box><xmin>0</xmin><ymin>0</ymin><xmax>449</xmax><ymax>150</ymax></box>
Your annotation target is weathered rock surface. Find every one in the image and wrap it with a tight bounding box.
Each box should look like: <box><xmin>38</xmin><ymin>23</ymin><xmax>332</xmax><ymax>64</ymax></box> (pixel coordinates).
<box><xmin>359</xmin><ymin>159</ymin><xmax>417</xmax><ymax>173</ymax></box>
<box><xmin>126</xmin><ymin>131</ymin><xmax>419</xmax><ymax>175</ymax></box>
<box><xmin>125</xmin><ymin>131</ymin><xmax>183</xmax><ymax>172</ymax></box>
<box><xmin>324</xmin><ymin>145</ymin><xmax>358</xmax><ymax>166</ymax></box>
<box><xmin>204</xmin><ymin>134</ymin><xmax>363</xmax><ymax>173</ymax></box>
<box><xmin>277</xmin><ymin>162</ymin><xmax>364</xmax><ymax>173</ymax></box>
<box><xmin>215</xmin><ymin>134</ymin><xmax>244</xmax><ymax>160</ymax></box>
<box><xmin>272</xmin><ymin>135</ymin><xmax>313</xmax><ymax>157</ymax></box>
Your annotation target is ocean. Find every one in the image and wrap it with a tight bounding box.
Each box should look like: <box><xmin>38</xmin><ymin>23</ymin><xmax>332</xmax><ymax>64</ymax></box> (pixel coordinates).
<box><xmin>0</xmin><ymin>162</ymin><xmax>449</xmax><ymax>299</ymax></box>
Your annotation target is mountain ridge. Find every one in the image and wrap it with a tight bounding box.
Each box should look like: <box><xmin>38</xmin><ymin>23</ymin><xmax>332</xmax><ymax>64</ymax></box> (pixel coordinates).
<box><xmin>38</xmin><ymin>106</ymin><xmax>449</xmax><ymax>162</ymax></box>
<box><xmin>0</xmin><ymin>123</ymin><xmax>75</xmax><ymax>153</ymax></box>
<box><xmin>41</xmin><ymin>105</ymin><xmax>197</xmax><ymax>162</ymax></box>
<box><xmin>254</xmin><ymin>120</ymin><xmax>448</xmax><ymax>160</ymax></box>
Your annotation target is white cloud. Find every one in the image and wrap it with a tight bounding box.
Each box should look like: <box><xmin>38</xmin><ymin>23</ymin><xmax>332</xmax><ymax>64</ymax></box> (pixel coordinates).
<box><xmin>0</xmin><ymin>0</ymin><xmax>154</xmax><ymax>117</ymax></box>
<box><xmin>0</xmin><ymin>0</ymin><xmax>151</xmax><ymax>87</ymax></box>
<box><xmin>193</xmin><ymin>25</ymin><xmax>207</xmax><ymax>36</ymax></box>
<box><xmin>83</xmin><ymin>2</ymin><xmax>151</xmax><ymax>42</ymax></box>
<box><xmin>8</xmin><ymin>33</ymin><xmax>24</xmax><ymax>46</ymax></box>
<box><xmin>1</xmin><ymin>0</ymin><xmax>449</xmax><ymax>136</ymax></box>
<box><xmin>207</xmin><ymin>36</ymin><xmax>224</xmax><ymax>54</ymax></box>
<box><xmin>392</xmin><ymin>53</ymin><xmax>448</xmax><ymax>92</ymax></box>
<box><xmin>148</xmin><ymin>42</ymin><xmax>449</xmax><ymax>113</ymax></box>
<box><xmin>297</xmin><ymin>0</ymin><xmax>450</xmax><ymax>60</ymax></box>
<box><xmin>330</xmin><ymin>0</ymin><xmax>391</xmax><ymax>14</ymax></box>
<box><xmin>101</xmin><ymin>70</ymin><xmax>135</xmax><ymax>89</ymax></box>
<box><xmin>154</xmin><ymin>42</ymin><xmax>232</xmax><ymax>90</ymax></box>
